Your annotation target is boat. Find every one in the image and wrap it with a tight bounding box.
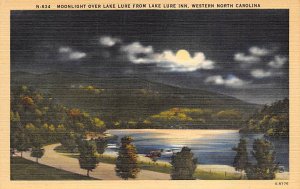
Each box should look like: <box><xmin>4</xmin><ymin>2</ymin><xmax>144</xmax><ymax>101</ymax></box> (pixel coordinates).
<box><xmin>160</xmin><ymin>148</ymin><xmax>181</xmax><ymax>157</ymax></box>
<box><xmin>107</xmin><ymin>143</ymin><xmax>118</xmax><ymax>149</ymax></box>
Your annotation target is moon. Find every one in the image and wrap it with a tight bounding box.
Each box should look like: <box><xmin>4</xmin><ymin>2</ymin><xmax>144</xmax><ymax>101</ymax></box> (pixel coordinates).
<box><xmin>175</xmin><ymin>49</ymin><xmax>191</xmax><ymax>63</ymax></box>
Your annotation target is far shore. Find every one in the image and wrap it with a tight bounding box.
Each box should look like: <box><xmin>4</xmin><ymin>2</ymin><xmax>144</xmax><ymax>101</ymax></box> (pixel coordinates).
<box><xmin>106</xmin><ymin>128</ymin><xmax>239</xmax><ymax>140</ymax></box>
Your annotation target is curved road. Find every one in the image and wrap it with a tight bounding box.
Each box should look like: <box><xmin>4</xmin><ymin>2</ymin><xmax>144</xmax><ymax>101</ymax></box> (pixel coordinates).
<box><xmin>18</xmin><ymin>144</ymin><xmax>288</xmax><ymax>180</ymax></box>
<box><xmin>21</xmin><ymin>144</ymin><xmax>170</xmax><ymax>180</ymax></box>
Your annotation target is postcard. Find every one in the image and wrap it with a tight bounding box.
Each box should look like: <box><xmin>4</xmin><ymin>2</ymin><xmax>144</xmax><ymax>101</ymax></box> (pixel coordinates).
<box><xmin>0</xmin><ymin>0</ymin><xmax>299</xmax><ymax>188</ymax></box>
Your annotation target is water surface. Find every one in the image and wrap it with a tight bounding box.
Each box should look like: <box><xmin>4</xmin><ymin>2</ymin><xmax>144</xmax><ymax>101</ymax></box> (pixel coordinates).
<box><xmin>107</xmin><ymin>129</ymin><xmax>289</xmax><ymax>170</ymax></box>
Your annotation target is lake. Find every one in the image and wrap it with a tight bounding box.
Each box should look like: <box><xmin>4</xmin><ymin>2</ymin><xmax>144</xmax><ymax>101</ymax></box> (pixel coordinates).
<box><xmin>107</xmin><ymin>129</ymin><xmax>289</xmax><ymax>170</ymax></box>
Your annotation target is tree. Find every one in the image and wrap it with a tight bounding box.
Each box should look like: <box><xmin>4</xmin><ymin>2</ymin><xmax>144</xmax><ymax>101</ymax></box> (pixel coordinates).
<box><xmin>93</xmin><ymin>118</ymin><xmax>106</xmax><ymax>133</ymax></box>
<box><xmin>31</xmin><ymin>147</ymin><xmax>45</xmax><ymax>163</ymax></box>
<box><xmin>78</xmin><ymin>140</ymin><xmax>99</xmax><ymax>177</ymax></box>
<box><xmin>232</xmin><ymin>138</ymin><xmax>248</xmax><ymax>178</ymax></box>
<box><xmin>56</xmin><ymin>124</ymin><xmax>66</xmax><ymax>132</ymax></box>
<box><xmin>115</xmin><ymin>136</ymin><xmax>140</xmax><ymax>180</ymax></box>
<box><xmin>10</xmin><ymin>111</ymin><xmax>23</xmax><ymax>153</ymax></box>
<box><xmin>21</xmin><ymin>96</ymin><xmax>35</xmax><ymax>111</ymax></box>
<box><xmin>246</xmin><ymin>139</ymin><xmax>278</xmax><ymax>180</ymax></box>
<box><xmin>171</xmin><ymin>147</ymin><xmax>197</xmax><ymax>180</ymax></box>
<box><xmin>240</xmin><ymin>98</ymin><xmax>289</xmax><ymax>137</ymax></box>
<box><xmin>15</xmin><ymin>132</ymin><xmax>31</xmax><ymax>157</ymax></box>
<box><xmin>30</xmin><ymin>135</ymin><xmax>45</xmax><ymax>163</ymax></box>
<box><xmin>29</xmin><ymin>129</ymin><xmax>45</xmax><ymax>149</ymax></box>
<box><xmin>95</xmin><ymin>137</ymin><xmax>108</xmax><ymax>155</ymax></box>
<box><xmin>60</xmin><ymin>132</ymin><xmax>77</xmax><ymax>152</ymax></box>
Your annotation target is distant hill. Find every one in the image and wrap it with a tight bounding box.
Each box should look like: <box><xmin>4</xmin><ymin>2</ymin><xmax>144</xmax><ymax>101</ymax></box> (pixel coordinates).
<box><xmin>11</xmin><ymin>71</ymin><xmax>259</xmax><ymax>128</ymax></box>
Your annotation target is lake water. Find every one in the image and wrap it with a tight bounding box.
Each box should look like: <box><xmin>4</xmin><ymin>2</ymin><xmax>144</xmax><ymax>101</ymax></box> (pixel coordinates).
<box><xmin>107</xmin><ymin>129</ymin><xmax>289</xmax><ymax>170</ymax></box>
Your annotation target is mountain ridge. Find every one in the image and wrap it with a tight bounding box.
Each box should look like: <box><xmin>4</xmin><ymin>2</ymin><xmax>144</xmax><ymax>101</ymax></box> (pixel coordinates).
<box><xmin>10</xmin><ymin>71</ymin><xmax>258</xmax><ymax>105</ymax></box>
<box><xmin>11</xmin><ymin>71</ymin><xmax>260</xmax><ymax>128</ymax></box>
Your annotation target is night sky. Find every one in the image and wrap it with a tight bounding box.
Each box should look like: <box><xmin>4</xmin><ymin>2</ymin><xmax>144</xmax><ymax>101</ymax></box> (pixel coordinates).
<box><xmin>11</xmin><ymin>10</ymin><xmax>289</xmax><ymax>104</ymax></box>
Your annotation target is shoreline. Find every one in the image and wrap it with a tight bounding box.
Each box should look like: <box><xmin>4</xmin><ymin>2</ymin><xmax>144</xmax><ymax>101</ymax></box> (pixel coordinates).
<box><xmin>106</xmin><ymin>128</ymin><xmax>240</xmax><ymax>131</ymax></box>
<box><xmin>106</xmin><ymin>128</ymin><xmax>239</xmax><ymax>140</ymax></box>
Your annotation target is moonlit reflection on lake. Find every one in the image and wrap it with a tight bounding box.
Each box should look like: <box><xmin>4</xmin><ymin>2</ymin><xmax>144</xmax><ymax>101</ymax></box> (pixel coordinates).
<box><xmin>107</xmin><ymin>129</ymin><xmax>289</xmax><ymax>170</ymax></box>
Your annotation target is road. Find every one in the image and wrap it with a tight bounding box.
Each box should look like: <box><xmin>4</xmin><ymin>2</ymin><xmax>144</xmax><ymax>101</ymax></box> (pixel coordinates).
<box><xmin>20</xmin><ymin>143</ymin><xmax>170</xmax><ymax>180</ymax></box>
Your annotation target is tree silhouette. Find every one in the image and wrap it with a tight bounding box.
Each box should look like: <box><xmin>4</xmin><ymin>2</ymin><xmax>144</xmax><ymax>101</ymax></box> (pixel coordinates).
<box><xmin>115</xmin><ymin>136</ymin><xmax>140</xmax><ymax>180</ymax></box>
<box><xmin>232</xmin><ymin>138</ymin><xmax>248</xmax><ymax>178</ymax></box>
<box><xmin>30</xmin><ymin>147</ymin><xmax>45</xmax><ymax>163</ymax></box>
<box><xmin>95</xmin><ymin>137</ymin><xmax>108</xmax><ymax>155</ymax></box>
<box><xmin>60</xmin><ymin>132</ymin><xmax>77</xmax><ymax>152</ymax></box>
<box><xmin>246</xmin><ymin>139</ymin><xmax>278</xmax><ymax>179</ymax></box>
<box><xmin>78</xmin><ymin>140</ymin><xmax>99</xmax><ymax>177</ymax></box>
<box><xmin>15</xmin><ymin>132</ymin><xmax>31</xmax><ymax>157</ymax></box>
<box><xmin>171</xmin><ymin>147</ymin><xmax>197</xmax><ymax>180</ymax></box>
<box><xmin>30</xmin><ymin>135</ymin><xmax>45</xmax><ymax>163</ymax></box>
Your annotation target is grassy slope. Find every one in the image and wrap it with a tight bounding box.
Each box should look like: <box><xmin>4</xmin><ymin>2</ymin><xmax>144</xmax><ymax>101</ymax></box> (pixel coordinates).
<box><xmin>11</xmin><ymin>157</ymin><xmax>96</xmax><ymax>180</ymax></box>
